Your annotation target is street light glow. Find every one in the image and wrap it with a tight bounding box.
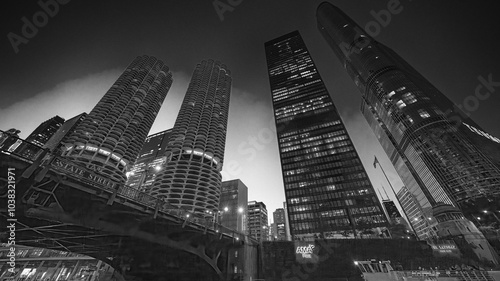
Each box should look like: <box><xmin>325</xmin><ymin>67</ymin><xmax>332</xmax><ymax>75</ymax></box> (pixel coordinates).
<box><xmin>238</xmin><ymin>207</ymin><xmax>244</xmax><ymax>213</ymax></box>
<box><xmin>224</xmin><ymin>207</ymin><xmax>229</xmax><ymax>212</ymax></box>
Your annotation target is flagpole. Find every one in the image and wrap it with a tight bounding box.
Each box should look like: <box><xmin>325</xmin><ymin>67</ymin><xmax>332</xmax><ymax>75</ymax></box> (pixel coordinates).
<box><xmin>374</xmin><ymin>156</ymin><xmax>418</xmax><ymax>238</ymax></box>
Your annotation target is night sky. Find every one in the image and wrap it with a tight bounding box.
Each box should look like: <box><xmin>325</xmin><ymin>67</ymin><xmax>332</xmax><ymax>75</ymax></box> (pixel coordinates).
<box><xmin>1</xmin><ymin>0</ymin><xmax>500</xmax><ymax>224</ymax></box>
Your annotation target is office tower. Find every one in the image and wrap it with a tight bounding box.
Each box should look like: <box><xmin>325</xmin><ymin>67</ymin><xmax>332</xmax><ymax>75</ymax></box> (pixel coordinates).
<box><xmin>44</xmin><ymin>113</ymin><xmax>87</xmax><ymax>154</ymax></box>
<box><xmin>273</xmin><ymin>208</ymin><xmax>287</xmax><ymax>241</ymax></box>
<box><xmin>397</xmin><ymin>186</ymin><xmax>436</xmax><ymax>239</ymax></box>
<box><xmin>12</xmin><ymin>115</ymin><xmax>65</xmax><ymax>159</ymax></box>
<box><xmin>63</xmin><ymin>55</ymin><xmax>173</xmax><ymax>183</ymax></box>
<box><xmin>317</xmin><ymin>3</ymin><xmax>500</xmax><ymax>231</ymax></box>
<box><xmin>248</xmin><ymin>201</ymin><xmax>269</xmax><ymax>242</ymax></box>
<box><xmin>218</xmin><ymin>179</ymin><xmax>249</xmax><ymax>233</ymax></box>
<box><xmin>283</xmin><ymin>202</ymin><xmax>292</xmax><ymax>241</ymax></box>
<box><xmin>26</xmin><ymin>115</ymin><xmax>65</xmax><ymax>147</ymax></box>
<box><xmin>126</xmin><ymin>129</ymin><xmax>173</xmax><ymax>192</ymax></box>
<box><xmin>151</xmin><ymin>60</ymin><xmax>231</xmax><ymax>215</ymax></box>
<box><xmin>382</xmin><ymin>200</ymin><xmax>401</xmax><ymax>223</ymax></box>
<box><xmin>265</xmin><ymin>31</ymin><xmax>389</xmax><ymax>240</ymax></box>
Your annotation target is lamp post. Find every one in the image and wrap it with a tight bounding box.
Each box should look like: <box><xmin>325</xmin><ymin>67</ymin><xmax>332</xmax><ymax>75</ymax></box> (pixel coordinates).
<box><xmin>374</xmin><ymin>156</ymin><xmax>418</xmax><ymax>237</ymax></box>
<box><xmin>483</xmin><ymin>210</ymin><xmax>500</xmax><ymax>224</ymax></box>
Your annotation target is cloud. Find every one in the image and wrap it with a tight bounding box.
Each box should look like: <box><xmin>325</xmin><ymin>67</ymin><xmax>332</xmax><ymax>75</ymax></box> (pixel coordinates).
<box><xmin>0</xmin><ymin>69</ymin><xmax>192</xmax><ymax>141</ymax></box>
<box><xmin>0</xmin><ymin>69</ymin><xmax>123</xmax><ymax>139</ymax></box>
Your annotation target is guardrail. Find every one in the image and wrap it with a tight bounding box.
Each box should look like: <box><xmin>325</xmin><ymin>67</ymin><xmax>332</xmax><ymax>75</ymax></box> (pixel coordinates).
<box><xmin>0</xmin><ymin>130</ymin><xmax>254</xmax><ymax>244</ymax></box>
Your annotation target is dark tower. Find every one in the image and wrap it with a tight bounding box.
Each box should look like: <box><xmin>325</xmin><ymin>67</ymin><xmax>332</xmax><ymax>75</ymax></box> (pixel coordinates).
<box><xmin>265</xmin><ymin>31</ymin><xmax>389</xmax><ymax>240</ymax></box>
<box><xmin>317</xmin><ymin>2</ymin><xmax>500</xmax><ymax>234</ymax></box>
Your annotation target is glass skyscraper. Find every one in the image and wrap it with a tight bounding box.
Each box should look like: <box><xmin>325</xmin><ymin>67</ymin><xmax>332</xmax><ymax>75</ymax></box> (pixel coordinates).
<box><xmin>25</xmin><ymin>115</ymin><xmax>65</xmax><ymax>147</ymax></box>
<box><xmin>151</xmin><ymin>60</ymin><xmax>231</xmax><ymax>216</ymax></box>
<box><xmin>126</xmin><ymin>128</ymin><xmax>173</xmax><ymax>192</ymax></box>
<box><xmin>317</xmin><ymin>3</ymin><xmax>500</xmax><ymax>236</ymax></box>
<box><xmin>63</xmin><ymin>55</ymin><xmax>173</xmax><ymax>184</ymax></box>
<box><xmin>219</xmin><ymin>179</ymin><xmax>248</xmax><ymax>233</ymax></box>
<box><xmin>265</xmin><ymin>31</ymin><xmax>388</xmax><ymax>240</ymax></box>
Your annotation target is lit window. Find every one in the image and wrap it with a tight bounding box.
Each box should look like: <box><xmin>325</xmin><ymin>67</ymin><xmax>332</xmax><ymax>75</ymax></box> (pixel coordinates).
<box><xmin>402</xmin><ymin>93</ymin><xmax>417</xmax><ymax>104</ymax></box>
<box><xmin>396</xmin><ymin>100</ymin><xmax>406</xmax><ymax>109</ymax></box>
<box><xmin>418</xmin><ymin>109</ymin><xmax>430</xmax><ymax>118</ymax></box>
<box><xmin>387</xmin><ymin>91</ymin><xmax>396</xmax><ymax>98</ymax></box>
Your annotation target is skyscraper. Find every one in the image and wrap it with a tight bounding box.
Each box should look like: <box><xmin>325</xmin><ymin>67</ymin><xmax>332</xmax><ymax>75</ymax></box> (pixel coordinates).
<box><xmin>15</xmin><ymin>115</ymin><xmax>65</xmax><ymax>159</ymax></box>
<box><xmin>272</xmin><ymin>208</ymin><xmax>288</xmax><ymax>241</ymax></box>
<box><xmin>63</xmin><ymin>55</ymin><xmax>173</xmax><ymax>184</ymax></box>
<box><xmin>317</xmin><ymin>2</ymin><xmax>500</xmax><ymax>232</ymax></box>
<box><xmin>265</xmin><ymin>31</ymin><xmax>389</xmax><ymax>240</ymax></box>
<box><xmin>219</xmin><ymin>179</ymin><xmax>248</xmax><ymax>233</ymax></box>
<box><xmin>126</xmin><ymin>129</ymin><xmax>173</xmax><ymax>192</ymax></box>
<box><xmin>44</xmin><ymin>113</ymin><xmax>87</xmax><ymax>154</ymax></box>
<box><xmin>151</xmin><ymin>60</ymin><xmax>231</xmax><ymax>215</ymax></box>
<box><xmin>248</xmin><ymin>201</ymin><xmax>269</xmax><ymax>242</ymax></box>
<box><xmin>26</xmin><ymin>115</ymin><xmax>65</xmax><ymax>147</ymax></box>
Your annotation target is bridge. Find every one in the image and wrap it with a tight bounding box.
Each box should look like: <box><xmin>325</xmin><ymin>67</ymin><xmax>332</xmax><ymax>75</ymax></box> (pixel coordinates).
<box><xmin>0</xmin><ymin>131</ymin><xmax>259</xmax><ymax>281</ymax></box>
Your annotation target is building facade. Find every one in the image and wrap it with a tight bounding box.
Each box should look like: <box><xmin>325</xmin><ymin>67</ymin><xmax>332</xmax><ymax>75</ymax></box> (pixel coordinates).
<box><xmin>317</xmin><ymin>2</ymin><xmax>500</xmax><ymax>236</ymax></box>
<box><xmin>0</xmin><ymin>245</ymin><xmax>115</xmax><ymax>281</ymax></box>
<box><xmin>63</xmin><ymin>55</ymin><xmax>173</xmax><ymax>184</ymax></box>
<box><xmin>273</xmin><ymin>208</ymin><xmax>288</xmax><ymax>241</ymax></box>
<box><xmin>151</xmin><ymin>60</ymin><xmax>232</xmax><ymax>216</ymax></box>
<box><xmin>248</xmin><ymin>201</ymin><xmax>269</xmax><ymax>242</ymax></box>
<box><xmin>126</xmin><ymin>129</ymin><xmax>173</xmax><ymax>192</ymax></box>
<box><xmin>13</xmin><ymin>115</ymin><xmax>65</xmax><ymax>159</ymax></box>
<box><xmin>265</xmin><ymin>31</ymin><xmax>389</xmax><ymax>240</ymax></box>
<box><xmin>44</xmin><ymin>113</ymin><xmax>87</xmax><ymax>154</ymax></box>
<box><xmin>219</xmin><ymin>179</ymin><xmax>248</xmax><ymax>233</ymax></box>
<box><xmin>25</xmin><ymin>115</ymin><xmax>65</xmax><ymax>147</ymax></box>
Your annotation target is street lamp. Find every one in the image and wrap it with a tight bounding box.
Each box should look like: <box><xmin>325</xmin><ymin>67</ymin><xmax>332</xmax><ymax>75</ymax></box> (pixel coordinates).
<box><xmin>481</xmin><ymin>210</ymin><xmax>500</xmax><ymax>224</ymax></box>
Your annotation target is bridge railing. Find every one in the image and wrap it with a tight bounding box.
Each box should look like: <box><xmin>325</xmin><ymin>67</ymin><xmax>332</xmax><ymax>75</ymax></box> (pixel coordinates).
<box><xmin>1</xmin><ymin>130</ymin><xmax>252</xmax><ymax>243</ymax></box>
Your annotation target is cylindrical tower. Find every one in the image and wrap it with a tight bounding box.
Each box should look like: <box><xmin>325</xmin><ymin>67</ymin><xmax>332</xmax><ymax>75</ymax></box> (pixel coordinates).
<box><xmin>151</xmin><ymin>60</ymin><xmax>231</xmax><ymax>216</ymax></box>
<box><xmin>63</xmin><ymin>55</ymin><xmax>173</xmax><ymax>184</ymax></box>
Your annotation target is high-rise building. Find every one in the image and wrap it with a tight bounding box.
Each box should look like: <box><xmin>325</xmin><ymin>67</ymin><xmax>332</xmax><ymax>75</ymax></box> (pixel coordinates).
<box><xmin>248</xmin><ymin>201</ymin><xmax>269</xmax><ymax>242</ymax></box>
<box><xmin>63</xmin><ymin>55</ymin><xmax>173</xmax><ymax>184</ymax></box>
<box><xmin>265</xmin><ymin>31</ymin><xmax>389</xmax><ymax>240</ymax></box>
<box><xmin>44</xmin><ymin>113</ymin><xmax>87</xmax><ymax>154</ymax></box>
<box><xmin>151</xmin><ymin>60</ymin><xmax>231</xmax><ymax>215</ymax></box>
<box><xmin>396</xmin><ymin>186</ymin><xmax>436</xmax><ymax>239</ymax></box>
<box><xmin>283</xmin><ymin>201</ymin><xmax>292</xmax><ymax>241</ymax></box>
<box><xmin>317</xmin><ymin>2</ymin><xmax>500</xmax><ymax>232</ymax></box>
<box><xmin>272</xmin><ymin>208</ymin><xmax>287</xmax><ymax>241</ymax></box>
<box><xmin>382</xmin><ymin>200</ymin><xmax>401</xmax><ymax>223</ymax></box>
<box><xmin>26</xmin><ymin>115</ymin><xmax>65</xmax><ymax>147</ymax></box>
<box><xmin>126</xmin><ymin>129</ymin><xmax>173</xmax><ymax>192</ymax></box>
<box><xmin>219</xmin><ymin>179</ymin><xmax>248</xmax><ymax>233</ymax></box>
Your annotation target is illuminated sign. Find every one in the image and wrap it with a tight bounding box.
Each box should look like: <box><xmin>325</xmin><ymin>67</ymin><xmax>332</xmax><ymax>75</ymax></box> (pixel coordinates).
<box><xmin>429</xmin><ymin>242</ymin><xmax>460</xmax><ymax>257</ymax></box>
<box><xmin>296</xmin><ymin>244</ymin><xmax>315</xmax><ymax>259</ymax></box>
<box><xmin>294</xmin><ymin>242</ymin><xmax>319</xmax><ymax>263</ymax></box>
